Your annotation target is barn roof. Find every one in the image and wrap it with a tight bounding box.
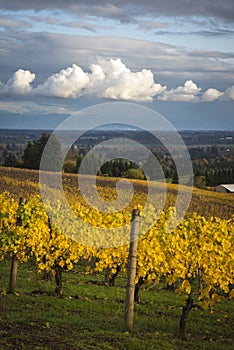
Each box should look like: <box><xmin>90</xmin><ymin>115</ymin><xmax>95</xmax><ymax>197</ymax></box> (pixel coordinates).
<box><xmin>217</xmin><ymin>184</ymin><xmax>234</xmax><ymax>192</ymax></box>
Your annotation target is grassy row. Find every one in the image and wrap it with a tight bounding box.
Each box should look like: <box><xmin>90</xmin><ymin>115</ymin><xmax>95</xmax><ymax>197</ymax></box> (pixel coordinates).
<box><xmin>0</xmin><ymin>260</ymin><xmax>233</xmax><ymax>350</ymax></box>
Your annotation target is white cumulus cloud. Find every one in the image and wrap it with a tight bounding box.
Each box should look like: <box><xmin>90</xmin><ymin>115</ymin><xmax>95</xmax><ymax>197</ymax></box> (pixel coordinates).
<box><xmin>201</xmin><ymin>88</ymin><xmax>223</xmax><ymax>101</ymax></box>
<box><xmin>34</xmin><ymin>58</ymin><xmax>166</xmax><ymax>101</ymax></box>
<box><xmin>158</xmin><ymin>80</ymin><xmax>201</xmax><ymax>102</ymax></box>
<box><xmin>35</xmin><ymin>64</ymin><xmax>90</xmax><ymax>98</ymax></box>
<box><xmin>0</xmin><ymin>59</ymin><xmax>166</xmax><ymax>101</ymax></box>
<box><xmin>0</xmin><ymin>59</ymin><xmax>234</xmax><ymax>103</ymax></box>
<box><xmin>88</xmin><ymin>58</ymin><xmax>166</xmax><ymax>101</ymax></box>
<box><xmin>0</xmin><ymin>69</ymin><xmax>35</xmax><ymax>95</ymax></box>
<box><xmin>222</xmin><ymin>86</ymin><xmax>234</xmax><ymax>100</ymax></box>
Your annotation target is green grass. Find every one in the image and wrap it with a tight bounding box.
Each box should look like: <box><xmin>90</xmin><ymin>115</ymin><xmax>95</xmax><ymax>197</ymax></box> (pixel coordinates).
<box><xmin>0</xmin><ymin>260</ymin><xmax>233</xmax><ymax>350</ymax></box>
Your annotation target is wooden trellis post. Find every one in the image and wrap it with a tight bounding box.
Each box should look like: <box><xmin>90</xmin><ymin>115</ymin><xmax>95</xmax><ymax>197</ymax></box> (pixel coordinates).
<box><xmin>8</xmin><ymin>197</ymin><xmax>26</xmax><ymax>293</ymax></box>
<box><xmin>125</xmin><ymin>209</ymin><xmax>140</xmax><ymax>330</ymax></box>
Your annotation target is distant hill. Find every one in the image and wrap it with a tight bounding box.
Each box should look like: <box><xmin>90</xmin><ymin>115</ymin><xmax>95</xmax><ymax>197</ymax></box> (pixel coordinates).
<box><xmin>0</xmin><ymin>128</ymin><xmax>233</xmax><ymax>147</ymax></box>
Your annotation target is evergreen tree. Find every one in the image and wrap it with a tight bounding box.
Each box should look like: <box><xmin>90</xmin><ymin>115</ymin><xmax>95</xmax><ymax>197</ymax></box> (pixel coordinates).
<box><xmin>39</xmin><ymin>134</ymin><xmax>63</xmax><ymax>171</ymax></box>
<box><xmin>22</xmin><ymin>141</ymin><xmax>37</xmax><ymax>169</ymax></box>
<box><xmin>205</xmin><ymin>171</ymin><xmax>210</xmax><ymax>186</ymax></box>
<box><xmin>22</xmin><ymin>133</ymin><xmax>62</xmax><ymax>171</ymax></box>
<box><xmin>171</xmin><ymin>170</ymin><xmax>179</xmax><ymax>184</ymax></box>
<box><xmin>75</xmin><ymin>156</ymin><xmax>83</xmax><ymax>173</ymax></box>
<box><xmin>4</xmin><ymin>152</ymin><xmax>18</xmax><ymax>167</ymax></box>
<box><xmin>230</xmin><ymin>168</ymin><xmax>234</xmax><ymax>182</ymax></box>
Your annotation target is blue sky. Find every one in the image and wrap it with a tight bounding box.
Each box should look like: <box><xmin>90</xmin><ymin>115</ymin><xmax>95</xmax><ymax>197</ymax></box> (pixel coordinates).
<box><xmin>0</xmin><ymin>0</ymin><xmax>233</xmax><ymax>130</ymax></box>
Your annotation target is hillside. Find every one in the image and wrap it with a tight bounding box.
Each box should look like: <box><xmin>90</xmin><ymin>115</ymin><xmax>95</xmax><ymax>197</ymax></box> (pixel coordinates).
<box><xmin>0</xmin><ymin>166</ymin><xmax>233</xmax><ymax>219</ymax></box>
<box><xmin>0</xmin><ymin>166</ymin><xmax>233</xmax><ymax>349</ymax></box>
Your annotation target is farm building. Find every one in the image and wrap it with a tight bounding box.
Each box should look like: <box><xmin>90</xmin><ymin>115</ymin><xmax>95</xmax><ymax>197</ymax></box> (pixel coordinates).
<box><xmin>215</xmin><ymin>184</ymin><xmax>234</xmax><ymax>194</ymax></box>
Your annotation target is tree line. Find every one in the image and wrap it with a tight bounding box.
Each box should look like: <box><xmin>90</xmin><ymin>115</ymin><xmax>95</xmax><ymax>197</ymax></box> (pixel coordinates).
<box><xmin>2</xmin><ymin>133</ymin><xmax>234</xmax><ymax>186</ymax></box>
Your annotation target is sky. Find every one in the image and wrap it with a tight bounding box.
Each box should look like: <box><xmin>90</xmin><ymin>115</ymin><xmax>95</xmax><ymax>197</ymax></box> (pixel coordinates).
<box><xmin>0</xmin><ymin>0</ymin><xmax>233</xmax><ymax>130</ymax></box>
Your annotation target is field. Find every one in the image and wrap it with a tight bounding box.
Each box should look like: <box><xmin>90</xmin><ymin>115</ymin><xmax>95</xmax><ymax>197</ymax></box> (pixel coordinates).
<box><xmin>0</xmin><ymin>166</ymin><xmax>234</xmax><ymax>219</ymax></box>
<box><xmin>0</xmin><ymin>260</ymin><xmax>234</xmax><ymax>350</ymax></box>
<box><xmin>0</xmin><ymin>166</ymin><xmax>234</xmax><ymax>349</ymax></box>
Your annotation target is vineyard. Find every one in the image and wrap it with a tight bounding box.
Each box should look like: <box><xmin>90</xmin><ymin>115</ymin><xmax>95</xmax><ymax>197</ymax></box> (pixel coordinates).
<box><xmin>0</xmin><ymin>166</ymin><xmax>234</xmax><ymax>349</ymax></box>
